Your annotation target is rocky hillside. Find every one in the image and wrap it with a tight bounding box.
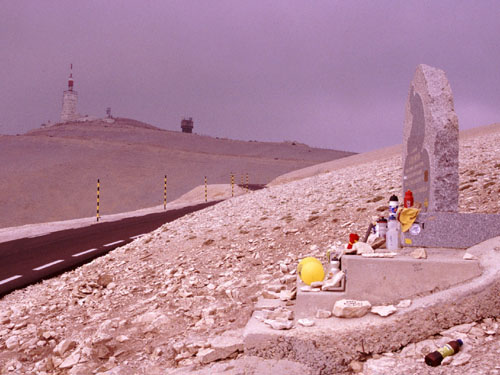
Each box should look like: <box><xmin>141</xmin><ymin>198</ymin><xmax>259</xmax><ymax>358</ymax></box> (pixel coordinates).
<box><xmin>0</xmin><ymin>123</ymin><xmax>498</xmax><ymax>374</ymax></box>
<box><xmin>0</xmin><ymin>118</ymin><xmax>354</xmax><ymax>228</ymax></box>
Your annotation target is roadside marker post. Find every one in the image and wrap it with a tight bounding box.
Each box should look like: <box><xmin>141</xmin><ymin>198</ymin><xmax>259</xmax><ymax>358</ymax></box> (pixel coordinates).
<box><xmin>97</xmin><ymin>179</ymin><xmax>100</xmax><ymax>222</ymax></box>
<box><xmin>231</xmin><ymin>172</ymin><xmax>234</xmax><ymax>197</ymax></box>
<box><xmin>164</xmin><ymin>175</ymin><xmax>167</xmax><ymax>210</ymax></box>
<box><xmin>205</xmin><ymin>176</ymin><xmax>208</xmax><ymax>202</ymax></box>
<box><xmin>246</xmin><ymin>173</ymin><xmax>249</xmax><ymax>192</ymax></box>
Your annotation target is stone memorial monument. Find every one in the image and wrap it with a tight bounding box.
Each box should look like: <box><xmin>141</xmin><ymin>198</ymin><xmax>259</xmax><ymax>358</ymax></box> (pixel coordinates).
<box><xmin>402</xmin><ymin>64</ymin><xmax>500</xmax><ymax>248</ymax></box>
<box><xmin>403</xmin><ymin>64</ymin><xmax>459</xmax><ymax>213</ymax></box>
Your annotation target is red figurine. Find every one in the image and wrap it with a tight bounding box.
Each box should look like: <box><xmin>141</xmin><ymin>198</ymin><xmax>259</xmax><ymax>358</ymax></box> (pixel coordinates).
<box><xmin>347</xmin><ymin>233</ymin><xmax>360</xmax><ymax>249</ymax></box>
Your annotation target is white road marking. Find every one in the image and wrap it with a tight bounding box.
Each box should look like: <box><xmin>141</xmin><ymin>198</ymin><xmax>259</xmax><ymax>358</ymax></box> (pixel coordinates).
<box><xmin>33</xmin><ymin>259</ymin><xmax>64</xmax><ymax>271</ymax></box>
<box><xmin>72</xmin><ymin>248</ymin><xmax>98</xmax><ymax>257</ymax></box>
<box><xmin>130</xmin><ymin>233</ymin><xmax>146</xmax><ymax>239</ymax></box>
<box><xmin>103</xmin><ymin>240</ymin><xmax>125</xmax><ymax>247</ymax></box>
<box><xmin>0</xmin><ymin>275</ymin><xmax>22</xmax><ymax>285</ymax></box>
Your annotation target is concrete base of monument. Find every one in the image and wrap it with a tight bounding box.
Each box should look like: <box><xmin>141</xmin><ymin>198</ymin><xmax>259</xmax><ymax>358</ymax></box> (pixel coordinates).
<box><xmin>402</xmin><ymin>211</ymin><xmax>500</xmax><ymax>248</ymax></box>
<box><xmin>243</xmin><ymin>236</ymin><xmax>500</xmax><ymax>375</ymax></box>
<box><xmin>295</xmin><ymin>248</ymin><xmax>481</xmax><ymax>318</ymax></box>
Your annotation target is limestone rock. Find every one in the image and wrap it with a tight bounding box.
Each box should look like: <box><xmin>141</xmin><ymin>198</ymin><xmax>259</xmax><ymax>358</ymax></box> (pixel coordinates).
<box><xmin>353</xmin><ymin>241</ymin><xmax>374</xmax><ymax>255</ymax></box>
<box><xmin>396</xmin><ymin>299</ymin><xmax>412</xmax><ymax>309</ymax></box>
<box><xmin>410</xmin><ymin>248</ymin><xmax>427</xmax><ymax>259</ymax></box>
<box><xmin>297</xmin><ymin>318</ymin><xmax>315</xmax><ymax>327</ymax></box>
<box><xmin>310</xmin><ymin>281</ymin><xmax>323</xmax><ymax>288</ymax></box>
<box><xmin>5</xmin><ymin>335</ymin><xmax>19</xmax><ymax>350</ymax></box>
<box><xmin>371</xmin><ymin>305</ymin><xmax>397</xmax><ymax>317</ymax></box>
<box><xmin>451</xmin><ymin>352</ymin><xmax>471</xmax><ymax>366</ymax></box>
<box><xmin>54</xmin><ymin>339</ymin><xmax>77</xmax><ymax>357</ymax></box>
<box><xmin>279</xmin><ymin>289</ymin><xmax>296</xmax><ymax>301</ymax></box>
<box><xmin>349</xmin><ymin>360</ymin><xmax>364</xmax><ymax>373</ymax></box>
<box><xmin>264</xmin><ymin>319</ymin><xmax>293</xmax><ymax>330</ymax></box>
<box><xmin>463</xmin><ymin>252</ymin><xmax>478</xmax><ymax>260</ymax></box>
<box><xmin>197</xmin><ymin>333</ymin><xmax>243</xmax><ymax>364</ymax></box>
<box><xmin>322</xmin><ymin>271</ymin><xmax>344</xmax><ymax>291</ymax></box>
<box><xmin>59</xmin><ymin>350</ymin><xmax>80</xmax><ymax>369</ymax></box>
<box><xmin>315</xmin><ymin>309</ymin><xmax>332</xmax><ymax>319</ymax></box>
<box><xmin>333</xmin><ymin>299</ymin><xmax>371</xmax><ymax>318</ymax></box>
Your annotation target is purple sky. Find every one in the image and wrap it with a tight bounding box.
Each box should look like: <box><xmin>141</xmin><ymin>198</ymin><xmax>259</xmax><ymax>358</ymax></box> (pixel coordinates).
<box><xmin>1</xmin><ymin>1</ymin><xmax>499</xmax><ymax>152</ymax></box>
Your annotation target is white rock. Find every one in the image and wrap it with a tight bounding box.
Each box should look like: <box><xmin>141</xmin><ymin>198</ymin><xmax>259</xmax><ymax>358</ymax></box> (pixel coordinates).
<box><xmin>333</xmin><ymin>299</ymin><xmax>371</xmax><ymax>318</ymax></box>
<box><xmin>396</xmin><ymin>299</ymin><xmax>412</xmax><ymax>309</ymax></box>
<box><xmin>5</xmin><ymin>336</ymin><xmax>19</xmax><ymax>350</ymax></box>
<box><xmin>410</xmin><ymin>247</ymin><xmax>427</xmax><ymax>259</ymax></box>
<box><xmin>279</xmin><ymin>289</ymin><xmax>296</xmax><ymax>301</ymax></box>
<box><xmin>310</xmin><ymin>281</ymin><xmax>323</xmax><ymax>288</ymax></box>
<box><xmin>54</xmin><ymin>339</ymin><xmax>77</xmax><ymax>357</ymax></box>
<box><xmin>463</xmin><ymin>252</ymin><xmax>478</xmax><ymax>260</ymax></box>
<box><xmin>279</xmin><ymin>263</ymin><xmax>288</xmax><ymax>273</ymax></box>
<box><xmin>451</xmin><ymin>352</ymin><xmax>471</xmax><ymax>366</ymax></box>
<box><xmin>297</xmin><ymin>318</ymin><xmax>315</xmax><ymax>327</ymax></box>
<box><xmin>322</xmin><ymin>271</ymin><xmax>345</xmax><ymax>291</ymax></box>
<box><xmin>315</xmin><ymin>309</ymin><xmax>332</xmax><ymax>319</ymax></box>
<box><xmin>371</xmin><ymin>305</ymin><xmax>397</xmax><ymax>317</ymax></box>
<box><xmin>441</xmin><ymin>355</ymin><xmax>454</xmax><ymax>365</ymax></box>
<box><xmin>300</xmin><ymin>286</ymin><xmax>313</xmax><ymax>292</ymax></box>
<box><xmin>353</xmin><ymin>241</ymin><xmax>374</xmax><ymax>255</ymax></box>
<box><xmin>59</xmin><ymin>350</ymin><xmax>80</xmax><ymax>369</ymax></box>
<box><xmin>264</xmin><ymin>319</ymin><xmax>293</xmax><ymax>330</ymax></box>
<box><xmin>116</xmin><ymin>335</ymin><xmax>129</xmax><ymax>343</ymax></box>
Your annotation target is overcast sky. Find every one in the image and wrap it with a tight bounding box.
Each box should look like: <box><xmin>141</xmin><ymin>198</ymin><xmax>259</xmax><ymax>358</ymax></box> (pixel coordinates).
<box><xmin>1</xmin><ymin>1</ymin><xmax>499</xmax><ymax>152</ymax></box>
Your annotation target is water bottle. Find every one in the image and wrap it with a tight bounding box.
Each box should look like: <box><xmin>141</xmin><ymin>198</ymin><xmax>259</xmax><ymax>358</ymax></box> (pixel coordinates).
<box><xmin>386</xmin><ymin>217</ymin><xmax>400</xmax><ymax>250</ymax></box>
<box><xmin>425</xmin><ymin>339</ymin><xmax>463</xmax><ymax>366</ymax></box>
<box><xmin>389</xmin><ymin>195</ymin><xmax>399</xmax><ymax>219</ymax></box>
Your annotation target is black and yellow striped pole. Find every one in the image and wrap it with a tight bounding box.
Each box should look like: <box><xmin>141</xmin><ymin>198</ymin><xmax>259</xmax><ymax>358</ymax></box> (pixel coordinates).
<box><xmin>164</xmin><ymin>175</ymin><xmax>167</xmax><ymax>210</ymax></box>
<box><xmin>231</xmin><ymin>172</ymin><xmax>234</xmax><ymax>197</ymax></box>
<box><xmin>96</xmin><ymin>178</ymin><xmax>100</xmax><ymax>222</ymax></box>
<box><xmin>204</xmin><ymin>176</ymin><xmax>208</xmax><ymax>202</ymax></box>
<box><xmin>245</xmin><ymin>173</ymin><xmax>249</xmax><ymax>192</ymax></box>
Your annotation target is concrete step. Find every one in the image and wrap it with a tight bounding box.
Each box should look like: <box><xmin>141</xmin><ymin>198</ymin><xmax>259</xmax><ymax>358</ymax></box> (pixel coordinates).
<box><xmin>296</xmin><ymin>248</ymin><xmax>480</xmax><ymax>318</ymax></box>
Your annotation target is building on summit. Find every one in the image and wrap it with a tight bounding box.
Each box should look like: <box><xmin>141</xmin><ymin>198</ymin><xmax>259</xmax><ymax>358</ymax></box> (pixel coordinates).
<box><xmin>60</xmin><ymin>64</ymin><xmax>79</xmax><ymax>123</ymax></box>
<box><xmin>181</xmin><ymin>117</ymin><xmax>194</xmax><ymax>133</ymax></box>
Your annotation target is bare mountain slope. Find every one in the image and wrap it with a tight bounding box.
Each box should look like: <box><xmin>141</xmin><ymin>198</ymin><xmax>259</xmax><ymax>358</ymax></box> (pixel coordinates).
<box><xmin>0</xmin><ymin>118</ymin><xmax>354</xmax><ymax>228</ymax></box>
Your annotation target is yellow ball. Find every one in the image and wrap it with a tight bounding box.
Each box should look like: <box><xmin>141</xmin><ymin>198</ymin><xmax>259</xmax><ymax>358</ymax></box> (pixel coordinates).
<box><xmin>298</xmin><ymin>258</ymin><xmax>325</xmax><ymax>285</ymax></box>
<box><xmin>297</xmin><ymin>257</ymin><xmax>322</xmax><ymax>274</ymax></box>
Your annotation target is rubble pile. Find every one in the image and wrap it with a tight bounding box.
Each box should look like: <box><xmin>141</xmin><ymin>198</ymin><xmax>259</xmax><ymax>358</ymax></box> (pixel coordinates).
<box><xmin>0</xmin><ymin>129</ymin><xmax>499</xmax><ymax>374</ymax></box>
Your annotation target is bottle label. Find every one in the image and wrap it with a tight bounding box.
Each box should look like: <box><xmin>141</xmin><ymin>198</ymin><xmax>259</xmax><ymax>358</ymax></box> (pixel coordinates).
<box><xmin>437</xmin><ymin>344</ymin><xmax>455</xmax><ymax>358</ymax></box>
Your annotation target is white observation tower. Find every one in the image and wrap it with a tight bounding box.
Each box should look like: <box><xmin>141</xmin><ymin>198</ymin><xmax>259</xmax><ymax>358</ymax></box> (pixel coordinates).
<box><xmin>60</xmin><ymin>64</ymin><xmax>78</xmax><ymax>122</ymax></box>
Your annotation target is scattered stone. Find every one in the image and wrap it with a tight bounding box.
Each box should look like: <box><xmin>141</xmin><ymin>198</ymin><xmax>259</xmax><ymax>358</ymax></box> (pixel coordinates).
<box><xmin>315</xmin><ymin>309</ymin><xmax>332</xmax><ymax>319</ymax></box>
<box><xmin>322</xmin><ymin>270</ymin><xmax>345</xmax><ymax>291</ymax></box>
<box><xmin>353</xmin><ymin>241</ymin><xmax>374</xmax><ymax>255</ymax></box>
<box><xmin>441</xmin><ymin>355</ymin><xmax>454</xmax><ymax>365</ymax></box>
<box><xmin>451</xmin><ymin>352</ymin><xmax>471</xmax><ymax>366</ymax></box>
<box><xmin>310</xmin><ymin>281</ymin><xmax>323</xmax><ymax>288</ymax></box>
<box><xmin>262</xmin><ymin>290</ymin><xmax>281</xmax><ymax>299</ymax></box>
<box><xmin>279</xmin><ymin>289</ymin><xmax>296</xmax><ymax>301</ymax></box>
<box><xmin>410</xmin><ymin>247</ymin><xmax>427</xmax><ymax>259</ymax></box>
<box><xmin>371</xmin><ymin>305</ymin><xmax>397</xmax><ymax>317</ymax></box>
<box><xmin>297</xmin><ymin>318</ymin><xmax>315</xmax><ymax>327</ymax></box>
<box><xmin>396</xmin><ymin>299</ymin><xmax>412</xmax><ymax>309</ymax></box>
<box><xmin>59</xmin><ymin>350</ymin><xmax>81</xmax><ymax>369</ymax></box>
<box><xmin>97</xmin><ymin>274</ymin><xmax>114</xmax><ymax>288</ymax></box>
<box><xmin>264</xmin><ymin>319</ymin><xmax>293</xmax><ymax>330</ymax></box>
<box><xmin>5</xmin><ymin>336</ymin><xmax>19</xmax><ymax>350</ymax></box>
<box><xmin>54</xmin><ymin>339</ymin><xmax>77</xmax><ymax>356</ymax></box>
<box><xmin>463</xmin><ymin>252</ymin><xmax>478</xmax><ymax>260</ymax></box>
<box><xmin>300</xmin><ymin>286</ymin><xmax>313</xmax><ymax>292</ymax></box>
<box><xmin>333</xmin><ymin>299</ymin><xmax>371</xmax><ymax>318</ymax></box>
<box><xmin>349</xmin><ymin>360</ymin><xmax>364</xmax><ymax>373</ymax></box>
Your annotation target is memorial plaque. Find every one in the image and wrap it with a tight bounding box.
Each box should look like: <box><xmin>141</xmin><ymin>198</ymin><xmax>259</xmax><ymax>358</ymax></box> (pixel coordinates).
<box><xmin>403</xmin><ymin>64</ymin><xmax>459</xmax><ymax>212</ymax></box>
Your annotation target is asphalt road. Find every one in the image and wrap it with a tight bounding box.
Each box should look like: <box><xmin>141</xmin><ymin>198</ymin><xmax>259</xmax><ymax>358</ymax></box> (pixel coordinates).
<box><xmin>0</xmin><ymin>201</ymin><xmax>220</xmax><ymax>297</ymax></box>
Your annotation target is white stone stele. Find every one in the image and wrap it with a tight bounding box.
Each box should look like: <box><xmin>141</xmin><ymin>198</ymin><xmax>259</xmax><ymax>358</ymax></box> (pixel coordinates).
<box><xmin>402</xmin><ymin>64</ymin><xmax>459</xmax><ymax>213</ymax></box>
<box><xmin>332</xmin><ymin>299</ymin><xmax>372</xmax><ymax>318</ymax></box>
